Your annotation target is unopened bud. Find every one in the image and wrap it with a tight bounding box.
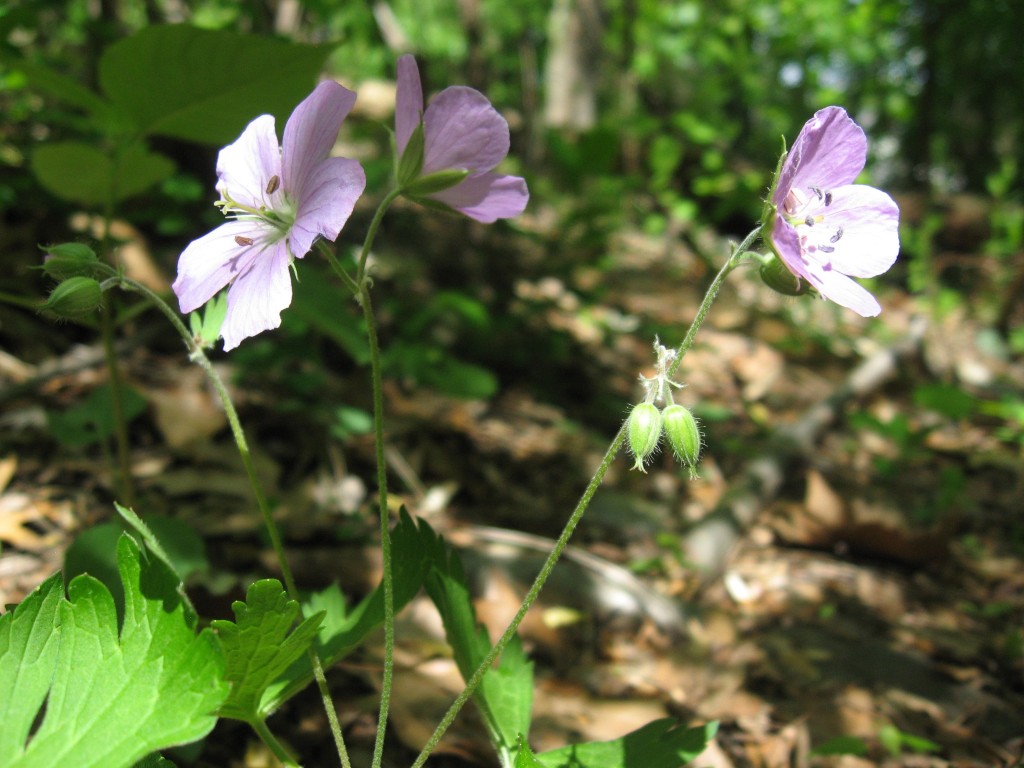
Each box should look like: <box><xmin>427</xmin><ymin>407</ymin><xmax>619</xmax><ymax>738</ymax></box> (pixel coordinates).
<box><xmin>759</xmin><ymin>253</ymin><xmax>809</xmax><ymax>297</ymax></box>
<box><xmin>40</xmin><ymin>243</ymin><xmax>100</xmax><ymax>281</ymax></box>
<box><xmin>627</xmin><ymin>402</ymin><xmax>663</xmax><ymax>472</ymax></box>
<box><xmin>662</xmin><ymin>404</ymin><xmax>701</xmax><ymax>475</ymax></box>
<box><xmin>42</xmin><ymin>276</ymin><xmax>103</xmax><ymax>320</ymax></box>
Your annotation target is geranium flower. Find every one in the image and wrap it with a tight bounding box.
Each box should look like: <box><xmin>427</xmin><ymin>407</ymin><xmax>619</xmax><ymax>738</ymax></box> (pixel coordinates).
<box><xmin>763</xmin><ymin>106</ymin><xmax>899</xmax><ymax>317</ymax></box>
<box><xmin>394</xmin><ymin>54</ymin><xmax>528</xmax><ymax>223</ymax></box>
<box><xmin>173</xmin><ymin>81</ymin><xmax>366</xmax><ymax>350</ymax></box>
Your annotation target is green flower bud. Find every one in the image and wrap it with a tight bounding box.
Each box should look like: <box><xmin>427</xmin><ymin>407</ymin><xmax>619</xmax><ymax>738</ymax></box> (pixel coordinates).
<box><xmin>662</xmin><ymin>404</ymin><xmax>701</xmax><ymax>475</ymax></box>
<box><xmin>39</xmin><ymin>242</ymin><xmax>100</xmax><ymax>281</ymax></box>
<box><xmin>759</xmin><ymin>252</ymin><xmax>811</xmax><ymax>297</ymax></box>
<box><xmin>627</xmin><ymin>402</ymin><xmax>663</xmax><ymax>472</ymax></box>
<box><xmin>41</xmin><ymin>276</ymin><xmax>103</xmax><ymax>320</ymax></box>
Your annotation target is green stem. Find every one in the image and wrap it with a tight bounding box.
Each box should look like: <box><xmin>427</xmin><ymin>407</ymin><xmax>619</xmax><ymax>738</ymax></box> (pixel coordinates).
<box><xmin>411</xmin><ymin>427</ymin><xmax>628</xmax><ymax>768</ymax></box>
<box><xmin>356</xmin><ymin>187</ymin><xmax>403</xmax><ymax>284</ymax></box>
<box><xmin>115</xmin><ymin>277</ymin><xmax>351</xmax><ymax>768</ymax></box>
<box><xmin>99</xmin><ymin>291</ymin><xmax>136</xmax><ymax>506</ymax></box>
<box><xmin>410</xmin><ymin>229</ymin><xmax>760</xmax><ymax>767</ymax></box>
<box><xmin>666</xmin><ymin>227</ymin><xmax>760</xmax><ymax>380</ymax></box>
<box><xmin>317</xmin><ymin>189</ymin><xmax>399</xmax><ymax>768</ymax></box>
<box><xmin>250</xmin><ymin>715</ymin><xmax>301</xmax><ymax>767</ymax></box>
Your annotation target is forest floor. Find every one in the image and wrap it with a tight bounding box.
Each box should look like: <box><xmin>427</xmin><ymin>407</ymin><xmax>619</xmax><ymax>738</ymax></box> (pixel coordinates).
<box><xmin>1</xmin><ymin>196</ymin><xmax>1023</xmax><ymax>767</ymax></box>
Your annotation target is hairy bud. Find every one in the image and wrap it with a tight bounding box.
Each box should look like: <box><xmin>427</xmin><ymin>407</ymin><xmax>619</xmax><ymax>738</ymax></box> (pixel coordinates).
<box><xmin>627</xmin><ymin>402</ymin><xmax>663</xmax><ymax>472</ymax></box>
<box><xmin>662</xmin><ymin>404</ymin><xmax>701</xmax><ymax>476</ymax></box>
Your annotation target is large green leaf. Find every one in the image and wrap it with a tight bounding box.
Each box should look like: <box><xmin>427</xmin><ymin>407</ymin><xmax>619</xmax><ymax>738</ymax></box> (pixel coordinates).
<box><xmin>0</xmin><ymin>574</ymin><xmax>63</xmax><ymax>762</ymax></box>
<box><xmin>30</xmin><ymin>141</ymin><xmax>174</xmax><ymax>206</ymax></box>
<box><xmin>98</xmin><ymin>25</ymin><xmax>335</xmax><ymax>145</ymax></box>
<box><xmin>1</xmin><ymin>535</ymin><xmax>227</xmax><ymax>768</ymax></box>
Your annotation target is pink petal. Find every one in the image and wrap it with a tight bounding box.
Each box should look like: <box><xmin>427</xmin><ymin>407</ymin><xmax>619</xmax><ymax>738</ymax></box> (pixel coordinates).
<box><xmin>819</xmin><ymin>186</ymin><xmax>900</xmax><ymax>278</ymax></box>
<box><xmin>815</xmin><ymin>269</ymin><xmax>882</xmax><ymax>317</ymax></box>
<box><xmin>220</xmin><ymin>240</ymin><xmax>294</xmax><ymax>350</ymax></box>
<box><xmin>282</xmin><ymin>80</ymin><xmax>357</xmax><ymax>198</ymax></box>
<box><xmin>173</xmin><ymin>220</ymin><xmax>270</xmax><ymax>313</ymax></box>
<box><xmin>769</xmin><ymin>215</ymin><xmax>818</xmax><ymax>287</ymax></box>
<box><xmin>216</xmin><ymin>115</ymin><xmax>282</xmax><ymax>211</ymax></box>
<box><xmin>422</xmin><ymin>86</ymin><xmax>510</xmax><ymax>175</ymax></box>
<box><xmin>429</xmin><ymin>172</ymin><xmax>528</xmax><ymax>223</ymax></box>
<box><xmin>395</xmin><ymin>55</ymin><xmax>424</xmax><ymax>158</ymax></box>
<box><xmin>774</xmin><ymin>106</ymin><xmax>867</xmax><ymax>207</ymax></box>
<box><xmin>290</xmin><ymin>156</ymin><xmax>367</xmax><ymax>257</ymax></box>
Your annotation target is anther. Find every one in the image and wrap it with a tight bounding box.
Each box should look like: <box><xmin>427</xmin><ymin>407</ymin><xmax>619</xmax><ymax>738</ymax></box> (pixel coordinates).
<box><xmin>266</xmin><ymin>175</ymin><xmax>280</xmax><ymax>195</ymax></box>
<box><xmin>234</xmin><ymin>235</ymin><xmax>255</xmax><ymax>246</ymax></box>
<box><xmin>824</xmin><ymin>191</ymin><xmax>833</xmax><ymax>206</ymax></box>
<box><xmin>830</xmin><ymin>226</ymin><xmax>843</xmax><ymax>244</ymax></box>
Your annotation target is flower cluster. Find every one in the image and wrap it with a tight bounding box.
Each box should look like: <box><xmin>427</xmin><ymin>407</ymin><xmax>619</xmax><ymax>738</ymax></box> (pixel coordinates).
<box><xmin>173</xmin><ymin>58</ymin><xmax>528</xmax><ymax>350</ymax></box>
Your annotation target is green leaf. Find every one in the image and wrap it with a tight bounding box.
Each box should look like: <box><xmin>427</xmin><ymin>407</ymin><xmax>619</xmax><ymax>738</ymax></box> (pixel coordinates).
<box><xmin>811</xmin><ymin>735</ymin><xmax>869</xmax><ymax>757</ymax></box>
<box><xmin>515</xmin><ymin>736</ymin><xmax>546</xmax><ymax>768</ymax></box>
<box><xmin>259</xmin><ymin>510</ymin><xmax>445</xmax><ymax>715</ymax></box>
<box><xmin>30</xmin><ymin>141</ymin><xmax>175</xmax><ymax>206</ymax></box>
<box><xmin>425</xmin><ymin>545</ymin><xmax>534</xmax><ymax>757</ymax></box>
<box><xmin>4</xmin><ymin>535</ymin><xmax>227</xmax><ymax>768</ymax></box>
<box><xmin>188</xmin><ymin>291</ymin><xmax>228</xmax><ymax>349</ymax></box>
<box><xmin>98</xmin><ymin>26</ymin><xmax>334</xmax><ymax>145</ymax></box>
<box><xmin>0</xmin><ymin>574</ymin><xmax>63</xmax><ymax>763</ymax></box>
<box><xmin>0</xmin><ymin>53</ymin><xmax>115</xmax><ymax>121</ymax></box>
<box><xmin>211</xmin><ymin>580</ymin><xmax>324</xmax><ymax>722</ymax></box>
<box><xmin>133</xmin><ymin>755</ymin><xmax>177</xmax><ymax>768</ymax></box>
<box><xmin>536</xmin><ymin>720</ymin><xmax>717</xmax><ymax>768</ymax></box>
<box><xmin>47</xmin><ymin>382</ymin><xmax>148</xmax><ymax>448</ymax></box>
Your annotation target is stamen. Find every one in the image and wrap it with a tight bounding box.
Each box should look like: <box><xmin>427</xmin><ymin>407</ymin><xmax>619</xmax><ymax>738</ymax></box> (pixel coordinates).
<box><xmin>810</xmin><ymin>186</ymin><xmax>823</xmax><ymax>201</ymax></box>
<box><xmin>234</xmin><ymin>235</ymin><xmax>255</xmax><ymax>246</ymax></box>
<box><xmin>830</xmin><ymin>226</ymin><xmax>843</xmax><ymax>244</ymax></box>
<box><xmin>805</xmin><ymin>215</ymin><xmax>815</xmax><ymax>227</ymax></box>
<box><xmin>824</xmin><ymin>191</ymin><xmax>833</xmax><ymax>206</ymax></box>
<box><xmin>266</xmin><ymin>175</ymin><xmax>280</xmax><ymax>195</ymax></box>
<box><xmin>819</xmin><ymin>245</ymin><xmax>835</xmax><ymax>254</ymax></box>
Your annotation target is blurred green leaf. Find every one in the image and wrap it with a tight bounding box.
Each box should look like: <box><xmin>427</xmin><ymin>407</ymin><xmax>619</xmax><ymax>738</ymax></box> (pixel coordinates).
<box><xmin>98</xmin><ymin>26</ymin><xmax>334</xmax><ymax>145</ymax></box>
<box><xmin>913</xmin><ymin>383</ymin><xmax>975</xmax><ymax>420</ymax></box>
<box><xmin>31</xmin><ymin>141</ymin><xmax>174</xmax><ymax>206</ymax></box>
<box><xmin>46</xmin><ymin>383</ymin><xmax>148</xmax><ymax>448</ymax></box>
<box><xmin>536</xmin><ymin>720</ymin><xmax>717</xmax><ymax>768</ymax></box>
<box><xmin>811</xmin><ymin>735</ymin><xmax>869</xmax><ymax>756</ymax></box>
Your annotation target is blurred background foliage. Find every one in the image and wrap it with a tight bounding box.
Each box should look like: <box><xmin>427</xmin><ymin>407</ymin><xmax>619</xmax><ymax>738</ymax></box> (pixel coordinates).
<box><xmin>1</xmin><ymin>0</ymin><xmax>1022</xmax><ymax>407</ymax></box>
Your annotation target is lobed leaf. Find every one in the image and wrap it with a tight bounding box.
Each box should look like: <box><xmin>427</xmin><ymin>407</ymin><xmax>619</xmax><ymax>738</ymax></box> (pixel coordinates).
<box><xmin>211</xmin><ymin>580</ymin><xmax>324</xmax><ymax>722</ymax></box>
<box><xmin>1</xmin><ymin>535</ymin><xmax>227</xmax><ymax>768</ymax></box>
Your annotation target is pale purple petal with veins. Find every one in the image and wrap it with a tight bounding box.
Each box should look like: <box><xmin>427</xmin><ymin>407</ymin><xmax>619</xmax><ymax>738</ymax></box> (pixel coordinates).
<box><xmin>173</xmin><ymin>220</ymin><xmax>270</xmax><ymax>313</ymax></box>
<box><xmin>221</xmin><ymin>240</ymin><xmax>293</xmax><ymax>350</ymax></box>
<box><xmin>215</xmin><ymin>115</ymin><xmax>282</xmax><ymax>211</ymax></box>
<box><xmin>430</xmin><ymin>172</ymin><xmax>529</xmax><ymax>223</ymax></box>
<box><xmin>282</xmin><ymin>80</ymin><xmax>357</xmax><ymax>197</ymax></box>
<box><xmin>773</xmin><ymin>107</ymin><xmax>867</xmax><ymax>208</ymax></box>
<box><xmin>395</xmin><ymin>55</ymin><xmax>424</xmax><ymax>157</ymax></box>
<box><xmin>289</xmin><ymin>156</ymin><xmax>365</xmax><ymax>258</ymax></box>
<box><xmin>422</xmin><ymin>87</ymin><xmax>510</xmax><ymax>175</ymax></box>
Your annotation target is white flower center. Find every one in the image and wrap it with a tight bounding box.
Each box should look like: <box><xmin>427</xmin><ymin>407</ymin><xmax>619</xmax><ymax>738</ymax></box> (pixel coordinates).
<box><xmin>783</xmin><ymin>185</ymin><xmax>844</xmax><ymax>270</ymax></box>
<box><xmin>215</xmin><ymin>175</ymin><xmax>296</xmax><ymax>245</ymax></box>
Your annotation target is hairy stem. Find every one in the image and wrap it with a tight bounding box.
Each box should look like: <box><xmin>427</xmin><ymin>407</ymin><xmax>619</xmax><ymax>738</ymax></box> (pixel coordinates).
<box><xmin>116</xmin><ymin>276</ymin><xmax>351</xmax><ymax>768</ymax></box>
<box><xmin>410</xmin><ymin>230</ymin><xmax>759</xmax><ymax>766</ymax></box>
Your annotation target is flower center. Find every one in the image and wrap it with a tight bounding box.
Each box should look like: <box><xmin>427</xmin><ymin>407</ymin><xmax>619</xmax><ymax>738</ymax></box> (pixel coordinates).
<box><xmin>215</xmin><ymin>176</ymin><xmax>296</xmax><ymax>244</ymax></box>
<box><xmin>782</xmin><ymin>185</ymin><xmax>844</xmax><ymax>268</ymax></box>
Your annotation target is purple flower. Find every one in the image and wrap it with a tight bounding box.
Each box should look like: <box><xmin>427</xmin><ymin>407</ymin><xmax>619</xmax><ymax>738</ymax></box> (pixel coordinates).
<box><xmin>394</xmin><ymin>54</ymin><xmax>528</xmax><ymax>223</ymax></box>
<box><xmin>173</xmin><ymin>81</ymin><xmax>366</xmax><ymax>350</ymax></box>
<box><xmin>765</xmin><ymin>106</ymin><xmax>899</xmax><ymax>317</ymax></box>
